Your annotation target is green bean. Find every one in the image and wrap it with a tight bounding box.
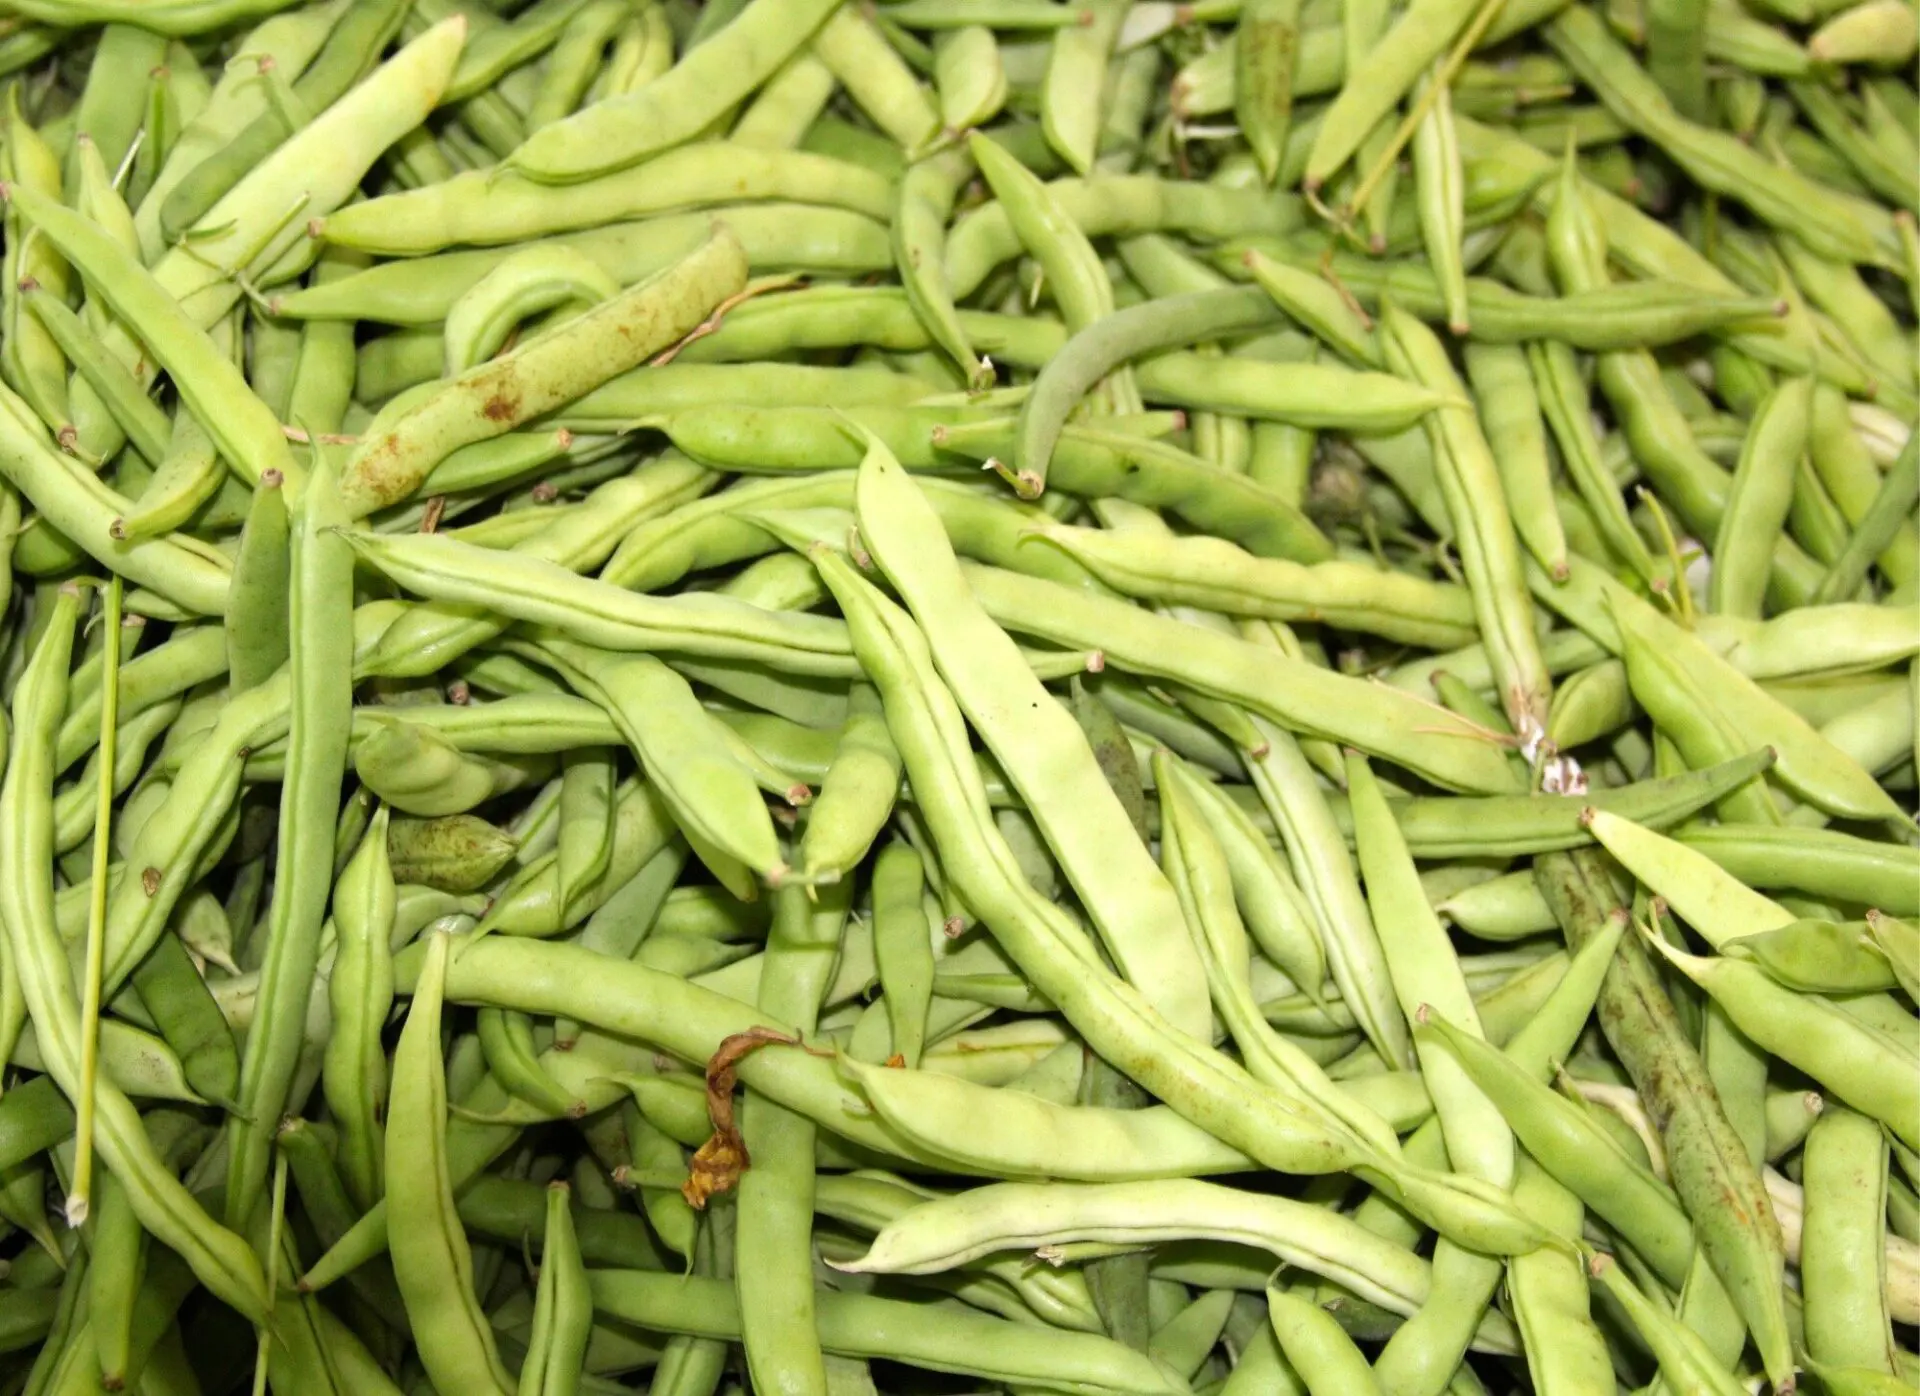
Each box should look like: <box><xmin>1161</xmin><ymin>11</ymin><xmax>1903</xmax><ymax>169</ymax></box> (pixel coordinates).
<box><xmin>327</xmin><ymin>145</ymin><xmax>890</xmax><ymax>257</ymax></box>
<box><xmin>160</xmin><ymin>0</ymin><xmax>410</xmax><ymax>243</ymax></box>
<box><xmin>737</xmin><ymin>883</ymin><xmax>847</xmax><ymax>1393</ymax></box>
<box><xmin>1138</xmin><ymin>348</ymin><xmax>1456</xmax><ymax>432</ymax></box>
<box><xmin>118</xmin><ymin>413</ymin><xmax>224</xmax><ymax>545</ymax></box>
<box><xmin>870</xmin><ymin>844</ymin><xmax>935</xmax><ymax>1070</ymax></box>
<box><xmin>133</xmin><ymin>4</ymin><xmax>341</xmax><ymax>255</ymax></box>
<box><xmin>1588</xmin><ymin>1252</ymin><xmax>1752</xmax><ymax>1396</ymax></box>
<box><xmin>338</xmin><ymin>229</ymin><xmax>745</xmax><ymax>516</ymax></box>
<box><xmin>81</xmin><ymin>1166</ymin><xmax>144</xmax><ymax>1391</ymax></box>
<box><xmin>1266</xmin><ymin>1286</ymin><xmax>1386</xmax><ymax>1395</ymax></box>
<box><xmin>838</xmin><ymin>1176</ymin><xmax>1518</xmax><ymax>1351</ymax></box>
<box><xmin>388</xmin><ymin>932</ymin><xmax>516</xmax><ymax>1395</ymax></box>
<box><xmin>1585</xmin><ymin>806</ymin><xmax>1794</xmax><ymax>949</ymax></box>
<box><xmin>129</xmin><ymin>929</ymin><xmax>238</xmax><ymax>1110</ymax></box>
<box><xmin>590</xmin><ymin>1268</ymin><xmax>1187</xmax><ymax>1394</ymax></box>
<box><xmin>279</xmin><ymin>207</ymin><xmax>888</xmax><ymax>327</ymax></box>
<box><xmin>1504</xmin><ymin>1156</ymin><xmax>1614</xmax><ymax>1396</ymax></box>
<box><xmin>1017</xmin><ymin>287</ymin><xmax>1279</xmax><ymax>491</ymax></box>
<box><xmin>1467</xmin><ymin>342</ymin><xmax>1566</xmax><ymax>580</ymax></box>
<box><xmin>1424</xmin><ymin>1013</ymin><xmax>1692</xmax><ymax>1282</ymax></box>
<box><xmin>481</xmin><ymin>777</ymin><xmax>676</xmax><ymax>936</ymax></box>
<box><xmin>1413</xmin><ymin>70</ymin><xmax>1471</xmax><ymax>336</ymax></box>
<box><xmin>1648</xmin><ymin>936</ymin><xmax>1919</xmax><ymax>1151</ymax></box>
<box><xmin>0</xmin><ymin>1075</ymin><xmax>74</xmax><ymax>1173</ymax></box>
<box><xmin>353</xmin><ymin>718</ymin><xmax>522</xmax><ymax>816</ymax></box>
<box><xmin>855</xmin><ymin>438</ymin><xmax>1212</xmax><ymax>1041</ymax></box>
<box><xmin>1527</xmin><ymin>338</ymin><xmax>1661</xmax><ymax>584</ymax></box>
<box><xmin>732</xmin><ymin>47</ymin><xmax>837</xmax><ymax>146</ymax></box>
<box><xmin>1303</xmin><ymin>0</ymin><xmax>1488</xmax><ymax>191</ymax></box>
<box><xmin>958</xmin><ymin>562</ymin><xmax>1518</xmax><ymax>793</ymax></box>
<box><xmin>0</xmin><ymin>393</ymin><xmax>231</xmax><ymax>620</ymax></box>
<box><xmin>1817</xmin><ymin>436</ymin><xmax>1920</xmax><ymax>606</ymax></box>
<box><xmin>1160</xmin><ymin>752</ymin><xmax>1400</xmax><ymax>1151</ymax></box>
<box><xmin>815</xmin><ymin>4</ymin><xmax>940</xmax><ymax>153</ymax></box>
<box><xmin>1042</xmin><ymin>522</ymin><xmax>1478</xmax><ymax>648</ymax></box>
<box><xmin>532</xmin><ymin>636</ymin><xmax>784</xmax><ymax>890</ymax></box>
<box><xmin>224</xmin><ymin>473</ymin><xmax>292</xmax><ymax>695</ymax></box>
<box><xmin>224</xmin><ymin>451</ymin><xmax>353</xmax><ymax>1229</ymax></box>
<box><xmin>1244</xmin><ymin>241</ymin><xmax>1787</xmax><ymax>348</ymax></box>
<box><xmin>1710</xmin><ymin>375</ymin><xmax>1814</xmax><ymax>619</ymax></box>
<box><xmin>932</xmin><ymin>26</ymin><xmax>1006</xmax><ymax>135</ymax></box>
<box><xmin>947</xmin><ymin>174</ymin><xmax>1305</xmax><ymax>300</ymax></box>
<box><xmin>323</xmin><ymin>808</ymin><xmax>394</xmax><ymax>1212</ymax></box>
<box><xmin>1800</xmin><ymin>1107</ymin><xmax>1899</xmax><ymax>1374</ymax></box>
<box><xmin>505</xmin><ymin>0</ymin><xmax>842</xmax><ymax>183</ymax></box>
<box><xmin>1351</xmin><ymin>749</ymin><xmax>1521</xmax><ymax>1392</ymax></box>
<box><xmin>512</xmin><ymin>1182</ymin><xmax>590</xmax><ymax>1396</ymax></box>
<box><xmin>1236</xmin><ymin>0</ymin><xmax>1303</xmax><ymax>184</ymax></box>
<box><xmin>51</xmin><ymin>701</ymin><xmax>178</xmax><ymax>856</ymax></box>
<box><xmin>1809</xmin><ymin>0</ymin><xmax>1920</xmax><ymax>58</ymax></box>
<box><xmin>1381</xmin><ymin>303</ymin><xmax>1552</xmax><ymax>734</ymax></box>
<box><xmin>968</xmin><ymin>130</ymin><xmax>1124</xmax><ymax>377</ymax></box>
<box><xmin>1179</xmin><ymin>767</ymin><xmax>1327</xmax><ymax>1001</ymax></box>
<box><xmin>782</xmin><ymin>687</ymin><xmax>895</xmax><ymax>884</ymax></box>
<box><xmin>1551</xmin><ymin>560</ymin><xmax>1909</xmax><ymax>824</ymax></box>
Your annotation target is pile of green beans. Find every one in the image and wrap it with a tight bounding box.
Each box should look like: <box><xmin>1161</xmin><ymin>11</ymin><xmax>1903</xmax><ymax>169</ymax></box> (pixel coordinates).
<box><xmin>0</xmin><ymin>0</ymin><xmax>1911</xmax><ymax>1393</ymax></box>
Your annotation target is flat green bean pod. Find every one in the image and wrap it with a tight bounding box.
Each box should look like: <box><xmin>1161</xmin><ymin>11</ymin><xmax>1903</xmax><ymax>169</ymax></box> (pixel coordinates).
<box><xmin>1034</xmin><ymin>524</ymin><xmax>1480</xmax><ymax>647</ymax></box>
<box><xmin>339</xmin><ymin>229</ymin><xmax>747</xmax><ymax>515</ymax></box>
<box><xmin>343</xmin><ymin>528</ymin><xmax>859</xmax><ymax>676</ymax></box>
<box><xmin>503</xmin><ymin>0</ymin><xmax>843</xmax><ymax>182</ymax></box>
<box><xmin>959</xmin><ymin>562</ymin><xmax>1525</xmax><ymax>794</ymax></box>
<box><xmin>325</xmin><ymin>144</ymin><xmax>892</xmax><ymax>256</ymax></box>
<box><xmin>835</xmin><ymin>1177</ymin><xmax>1520</xmax><ymax>1353</ymax></box>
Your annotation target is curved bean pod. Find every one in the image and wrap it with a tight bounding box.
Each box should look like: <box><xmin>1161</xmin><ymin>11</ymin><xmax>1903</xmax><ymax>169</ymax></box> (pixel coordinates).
<box><xmin>442</xmin><ymin>246</ymin><xmax>618</xmax><ymax>376</ymax></box>
<box><xmin>339</xmin><ymin>228</ymin><xmax>746</xmax><ymax>516</ymax></box>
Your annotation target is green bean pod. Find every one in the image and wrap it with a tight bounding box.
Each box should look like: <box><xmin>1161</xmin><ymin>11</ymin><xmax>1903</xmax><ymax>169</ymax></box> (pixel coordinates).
<box><xmin>504</xmin><ymin>0</ymin><xmax>842</xmax><ymax>183</ymax></box>
<box><xmin>224</xmin><ymin>447</ymin><xmax>353</xmax><ymax>1229</ymax></box>
<box><xmin>323</xmin><ymin>808</ymin><xmax>395</xmax><ymax>1212</ymax></box>
<box><xmin>388</xmin><ymin>932</ymin><xmax>517</xmax><ymax>1395</ymax></box>
<box><xmin>339</xmin><ymin>229</ymin><xmax>746</xmax><ymax>516</ymax></box>
<box><xmin>1381</xmin><ymin>304</ymin><xmax>1552</xmax><ymax>733</ymax></box>
<box><xmin>1266</xmin><ymin>1286</ymin><xmax>1386</xmax><ymax>1395</ymax></box>
<box><xmin>325</xmin><ymin>144</ymin><xmax>891</xmax><ymax>256</ymax></box>
<box><xmin>1710</xmin><ymin>376</ymin><xmax>1814</xmax><ymax>619</ymax></box>
<box><xmin>799</xmin><ymin>685</ymin><xmax>902</xmax><ymax>885</ymax></box>
<box><xmin>1648</xmin><ymin>937</ymin><xmax>1919</xmax><ymax>1150</ymax></box>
